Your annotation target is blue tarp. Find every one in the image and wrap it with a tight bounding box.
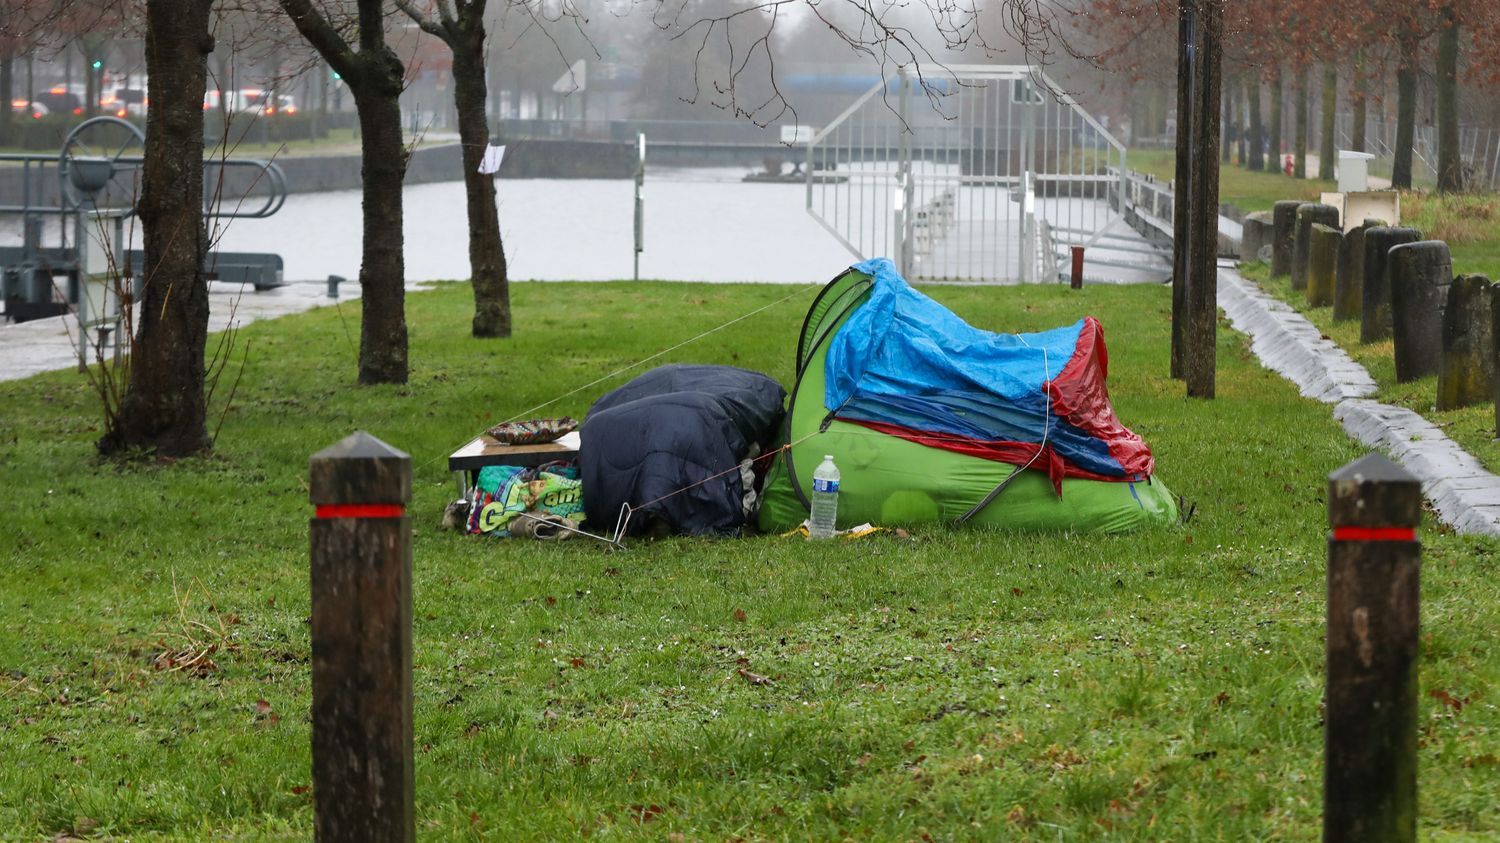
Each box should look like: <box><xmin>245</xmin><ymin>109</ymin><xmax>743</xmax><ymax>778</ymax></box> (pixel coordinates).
<box><xmin>824</xmin><ymin>258</ymin><xmax>1121</xmax><ymax>477</ymax></box>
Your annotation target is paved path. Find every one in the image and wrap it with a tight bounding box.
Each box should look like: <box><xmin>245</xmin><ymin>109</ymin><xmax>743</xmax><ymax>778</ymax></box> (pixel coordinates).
<box><xmin>1287</xmin><ymin>152</ymin><xmax>1395</xmax><ymax>190</ymax></box>
<box><xmin>0</xmin><ymin>279</ymin><xmax>399</xmax><ymax>383</ymax></box>
<box><xmin>1220</xmin><ymin>262</ymin><xmax>1500</xmax><ymax>536</ymax></box>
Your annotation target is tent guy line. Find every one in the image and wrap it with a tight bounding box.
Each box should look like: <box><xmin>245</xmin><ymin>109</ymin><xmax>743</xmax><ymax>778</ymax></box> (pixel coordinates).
<box><xmin>499</xmin><ymin>282</ymin><xmax>824</xmax><ymax>427</ymax></box>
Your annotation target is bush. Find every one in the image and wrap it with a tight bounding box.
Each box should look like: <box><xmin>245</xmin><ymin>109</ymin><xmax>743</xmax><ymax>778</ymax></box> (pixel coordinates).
<box><xmin>206</xmin><ymin>112</ymin><xmax>354</xmax><ymax>147</ymax></box>
<box><xmin>4</xmin><ymin>114</ymin><xmax>146</xmax><ymax>152</ymax></box>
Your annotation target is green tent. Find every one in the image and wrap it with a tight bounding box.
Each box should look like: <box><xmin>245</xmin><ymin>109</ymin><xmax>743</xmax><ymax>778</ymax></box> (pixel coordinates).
<box><xmin>759</xmin><ymin>261</ymin><xmax>1178</xmax><ymax>533</ymax></box>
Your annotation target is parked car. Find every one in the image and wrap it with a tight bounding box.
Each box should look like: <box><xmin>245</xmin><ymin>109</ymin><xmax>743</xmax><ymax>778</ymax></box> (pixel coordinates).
<box><xmin>108</xmin><ymin>86</ymin><xmax>148</xmax><ymax>117</ymax></box>
<box><xmin>9</xmin><ymin>98</ymin><xmax>49</xmax><ymax>119</ymax></box>
<box><xmin>33</xmin><ymin>87</ymin><xmax>83</xmax><ymax>116</ymax></box>
<box><xmin>203</xmin><ymin>88</ymin><xmax>299</xmax><ymax>116</ymax></box>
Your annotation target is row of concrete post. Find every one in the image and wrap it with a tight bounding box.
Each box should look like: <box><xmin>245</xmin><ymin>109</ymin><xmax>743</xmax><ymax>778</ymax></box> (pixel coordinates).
<box><xmin>1242</xmin><ymin>201</ymin><xmax>1498</xmax><ymax>424</ymax></box>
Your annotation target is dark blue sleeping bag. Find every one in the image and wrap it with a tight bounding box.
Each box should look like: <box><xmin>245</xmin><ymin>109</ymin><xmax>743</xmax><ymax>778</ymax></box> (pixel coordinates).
<box><xmin>580</xmin><ymin>365</ymin><xmax>786</xmax><ymax>536</ymax></box>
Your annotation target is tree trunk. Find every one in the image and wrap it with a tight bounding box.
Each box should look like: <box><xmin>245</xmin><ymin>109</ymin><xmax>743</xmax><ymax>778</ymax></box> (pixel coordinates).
<box><xmin>1269</xmin><ymin>68</ymin><xmax>1283</xmax><ymax>166</ymax></box>
<box><xmin>1320</xmin><ymin>64</ymin><xmax>1337</xmax><ymax>181</ymax></box>
<box><xmin>1221</xmin><ymin>72</ymin><xmax>1233</xmax><ymax>164</ymax></box>
<box><xmin>282</xmin><ymin>0</ymin><xmax>412</xmax><ymax>384</ymax></box>
<box><xmin>1170</xmin><ymin>1</ymin><xmax>1194</xmax><ymax>381</ymax></box>
<box><xmin>1185</xmin><ymin>0</ymin><xmax>1221</xmax><ymax>399</ymax></box>
<box><xmin>0</xmin><ymin>52</ymin><xmax>14</xmax><ymax>146</ymax></box>
<box><xmin>353</xmin><ymin>85</ymin><xmax>409</xmax><ymax>384</ymax></box>
<box><xmin>100</xmin><ymin>0</ymin><xmax>214</xmax><ymax>458</ymax></box>
<box><xmin>1295</xmin><ymin>66</ymin><xmax>1308</xmax><ymax>179</ymax></box>
<box><xmin>1351</xmin><ymin>51</ymin><xmax>1367</xmax><ymax>153</ymax></box>
<box><xmin>1237</xmin><ymin>78</ymin><xmax>1249</xmax><ymax>165</ymax></box>
<box><xmin>1248</xmin><ymin>73</ymin><xmax>1264</xmax><ymax>171</ymax></box>
<box><xmin>1393</xmin><ymin>34</ymin><xmax>1418</xmax><ymax>190</ymax></box>
<box><xmin>452</xmin><ymin>35</ymin><xmax>511</xmax><ymax>338</ymax></box>
<box><xmin>1436</xmin><ymin>8</ymin><xmax>1462</xmax><ymax>193</ymax></box>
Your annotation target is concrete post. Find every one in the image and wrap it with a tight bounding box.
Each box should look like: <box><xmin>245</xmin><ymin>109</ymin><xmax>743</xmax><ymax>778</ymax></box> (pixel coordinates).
<box><xmin>1240</xmin><ymin>210</ymin><xmax>1272</xmax><ymax>262</ymax></box>
<box><xmin>1437</xmin><ymin>274</ymin><xmax>1495</xmax><ymax>410</ymax></box>
<box><xmin>1293</xmin><ymin>203</ymin><xmax>1340</xmax><ymax>291</ymax></box>
<box><xmin>1307</xmin><ymin>223</ymin><xmax>1342</xmax><ymax>308</ymax></box>
<box><xmin>1333</xmin><ymin>221</ymin><xmax>1378</xmax><ymax>322</ymax></box>
<box><xmin>1272</xmin><ymin>199</ymin><xmax>1301</xmax><ymax>277</ymax></box>
<box><xmin>1389</xmin><ymin>240</ymin><xmax>1453</xmax><ymax>382</ymax></box>
<box><xmin>1361</xmin><ymin>227</ymin><xmax>1423</xmax><ymax>344</ymax></box>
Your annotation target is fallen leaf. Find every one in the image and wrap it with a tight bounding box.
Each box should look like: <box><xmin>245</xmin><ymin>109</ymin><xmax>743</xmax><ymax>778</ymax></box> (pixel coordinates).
<box><xmin>855</xmin><ymin>753</ymin><xmax>873</xmax><ymax>767</ymax></box>
<box><xmin>544</xmin><ymin>596</ymin><xmax>557</xmax><ymax>607</ymax></box>
<box><xmin>255</xmin><ymin>699</ymin><xmax>272</xmax><ymax>714</ymax></box>
<box><xmin>1011</xmin><ymin>587</ymin><xmax>1023</xmax><ymax>597</ymax></box>
<box><xmin>291</xmin><ymin>785</ymin><xmax>310</xmax><ymax>795</ymax></box>
<box><xmin>1429</xmin><ymin>689</ymin><xmax>1470</xmax><ymax>713</ymax></box>
<box><xmin>570</xmin><ymin>658</ymin><xmax>587</xmax><ymax>668</ymax></box>
<box><xmin>629</xmin><ymin>804</ymin><xmax>665</xmax><ymax>823</ymax></box>
<box><xmin>736</xmin><ymin>668</ymin><xmax>773</xmax><ymax>686</ymax></box>
<box><xmin>1212</xmin><ymin>691</ymin><xmax>1230</xmax><ymax>708</ymax></box>
<box><xmin>733</xmin><ymin>608</ymin><xmax>747</xmax><ymax>623</ymax></box>
<box><xmin>1006</xmin><ymin>805</ymin><xmax>1034</xmax><ymax>828</ymax></box>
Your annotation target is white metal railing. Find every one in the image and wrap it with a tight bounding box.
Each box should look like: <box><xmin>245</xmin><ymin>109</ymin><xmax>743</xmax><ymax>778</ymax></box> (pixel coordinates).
<box><xmin>805</xmin><ymin>66</ymin><xmax>1129</xmax><ymax>284</ymax></box>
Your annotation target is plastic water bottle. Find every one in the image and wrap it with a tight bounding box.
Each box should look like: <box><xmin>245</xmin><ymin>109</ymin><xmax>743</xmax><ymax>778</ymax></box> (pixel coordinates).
<box><xmin>809</xmin><ymin>454</ymin><xmax>840</xmax><ymax>539</ymax></box>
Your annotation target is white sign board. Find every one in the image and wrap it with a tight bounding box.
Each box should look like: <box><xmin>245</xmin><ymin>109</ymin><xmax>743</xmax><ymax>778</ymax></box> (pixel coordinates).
<box><xmin>780</xmin><ymin>125</ymin><xmax>814</xmax><ymax>145</ymax></box>
<box><xmin>478</xmin><ymin>144</ymin><xmax>506</xmax><ymax>175</ymax></box>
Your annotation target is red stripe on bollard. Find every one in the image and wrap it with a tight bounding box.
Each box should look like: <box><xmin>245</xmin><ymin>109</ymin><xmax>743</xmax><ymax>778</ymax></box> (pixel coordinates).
<box><xmin>1332</xmin><ymin>526</ymin><xmax>1416</xmax><ymax>542</ymax></box>
<box><xmin>315</xmin><ymin>503</ymin><xmax>406</xmax><ymax>519</ymax></box>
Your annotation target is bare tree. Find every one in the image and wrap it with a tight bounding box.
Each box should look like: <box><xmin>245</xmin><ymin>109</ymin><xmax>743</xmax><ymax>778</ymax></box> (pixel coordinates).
<box><xmin>394</xmin><ymin>0</ymin><xmax>510</xmax><ymax>338</ymax></box>
<box><xmin>279</xmin><ymin>0</ymin><xmax>410</xmax><ymax>384</ymax></box>
<box><xmin>99</xmin><ymin>0</ymin><xmax>217</xmax><ymax>457</ymax></box>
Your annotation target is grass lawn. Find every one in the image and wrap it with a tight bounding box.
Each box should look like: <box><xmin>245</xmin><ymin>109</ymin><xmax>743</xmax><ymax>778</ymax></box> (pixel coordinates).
<box><xmin>1240</xmin><ymin>260</ymin><xmax>1500</xmax><ymax>480</ymax></box>
<box><xmin>1127</xmin><ymin>148</ymin><xmax>1330</xmax><ymax>214</ymax></box>
<box><xmin>2</xmin><ymin>280</ymin><xmax>1498</xmax><ymax>840</ymax></box>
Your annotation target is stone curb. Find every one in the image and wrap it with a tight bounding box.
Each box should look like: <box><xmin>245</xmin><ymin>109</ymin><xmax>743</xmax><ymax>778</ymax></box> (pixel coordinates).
<box><xmin>1218</xmin><ymin>270</ymin><xmax>1378</xmax><ymax>402</ymax></box>
<box><xmin>1220</xmin><ymin>266</ymin><xmax>1500</xmax><ymax>537</ymax></box>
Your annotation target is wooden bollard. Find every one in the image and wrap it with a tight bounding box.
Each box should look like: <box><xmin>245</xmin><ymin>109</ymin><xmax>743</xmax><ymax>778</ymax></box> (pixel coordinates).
<box><xmin>1070</xmin><ymin>246</ymin><xmax>1084</xmax><ymax>289</ymax></box>
<box><xmin>1271</xmin><ymin>200</ymin><xmax>1301</xmax><ymax>277</ymax></box>
<box><xmin>1325</xmin><ymin>453</ymin><xmax>1420</xmax><ymax>843</ymax></box>
<box><xmin>1307</xmin><ymin>223</ymin><xmax>1342</xmax><ymax>308</ymax></box>
<box><xmin>1438</xmin><ymin>274</ymin><xmax>1495</xmax><ymax>410</ymax></box>
<box><xmin>1389</xmin><ymin>240</ymin><xmax>1453</xmax><ymax>382</ymax></box>
<box><xmin>1360</xmin><ymin>226</ymin><xmax>1422</xmax><ymax>344</ymax></box>
<box><xmin>309</xmin><ymin>432</ymin><xmax>414</xmax><ymax>843</ymax></box>
<box><xmin>1293</xmin><ymin>203</ymin><xmax>1340</xmax><ymax>292</ymax></box>
<box><xmin>1333</xmin><ymin>220</ymin><xmax>1378</xmax><ymax>323</ymax></box>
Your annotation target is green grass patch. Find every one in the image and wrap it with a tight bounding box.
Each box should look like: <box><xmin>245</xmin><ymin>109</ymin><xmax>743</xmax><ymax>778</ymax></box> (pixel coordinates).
<box><xmin>2</xmin><ymin>280</ymin><xmax>1498</xmax><ymax>839</ymax></box>
<box><xmin>1128</xmin><ymin>148</ymin><xmax>1330</xmax><ymax>214</ymax></box>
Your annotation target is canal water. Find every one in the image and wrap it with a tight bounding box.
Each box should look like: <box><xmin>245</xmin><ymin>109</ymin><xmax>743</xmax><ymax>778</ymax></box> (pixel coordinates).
<box><xmin>210</xmin><ymin>166</ymin><xmax>856</xmax><ymax>284</ymax></box>
<box><xmin>4</xmin><ymin>165</ymin><xmax>1165</xmax><ymax>286</ymax></box>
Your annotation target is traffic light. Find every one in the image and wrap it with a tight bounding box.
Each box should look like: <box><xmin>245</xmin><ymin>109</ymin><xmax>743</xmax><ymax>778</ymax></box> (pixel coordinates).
<box><xmin>331</xmin><ymin>70</ymin><xmax>341</xmax><ymax>81</ymax></box>
<box><xmin>91</xmin><ymin>60</ymin><xmax>102</xmax><ymax>70</ymax></box>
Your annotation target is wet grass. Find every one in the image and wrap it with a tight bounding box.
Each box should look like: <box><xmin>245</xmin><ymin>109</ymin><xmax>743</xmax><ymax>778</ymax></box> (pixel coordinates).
<box><xmin>2</xmin><ymin>279</ymin><xmax>1498</xmax><ymax>840</ymax></box>
<box><xmin>1240</xmin><ymin>261</ymin><xmax>1500</xmax><ymax>481</ymax></box>
<box><xmin>1127</xmin><ymin>148</ymin><xmax>1331</xmax><ymax>214</ymax></box>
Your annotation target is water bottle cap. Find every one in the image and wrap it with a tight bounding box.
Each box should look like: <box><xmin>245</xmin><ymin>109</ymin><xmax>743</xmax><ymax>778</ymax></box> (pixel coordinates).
<box><xmin>824</xmin><ymin>454</ymin><xmax>834</xmax><ymax>460</ymax></box>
